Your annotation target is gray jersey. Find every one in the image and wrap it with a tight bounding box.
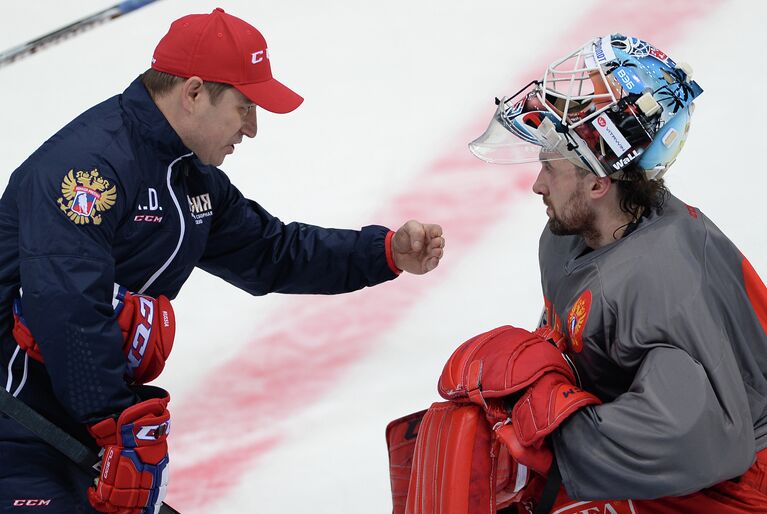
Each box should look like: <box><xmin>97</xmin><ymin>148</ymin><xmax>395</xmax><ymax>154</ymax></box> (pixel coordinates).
<box><xmin>540</xmin><ymin>194</ymin><xmax>767</xmax><ymax>500</ymax></box>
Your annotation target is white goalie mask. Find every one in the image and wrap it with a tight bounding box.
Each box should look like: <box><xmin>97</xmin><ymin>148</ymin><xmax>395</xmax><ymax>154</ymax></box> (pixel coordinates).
<box><xmin>469</xmin><ymin>34</ymin><xmax>703</xmax><ymax>180</ymax></box>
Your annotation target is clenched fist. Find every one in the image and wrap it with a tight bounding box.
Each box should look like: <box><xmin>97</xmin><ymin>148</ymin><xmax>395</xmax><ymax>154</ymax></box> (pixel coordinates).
<box><xmin>391</xmin><ymin>220</ymin><xmax>445</xmax><ymax>275</ymax></box>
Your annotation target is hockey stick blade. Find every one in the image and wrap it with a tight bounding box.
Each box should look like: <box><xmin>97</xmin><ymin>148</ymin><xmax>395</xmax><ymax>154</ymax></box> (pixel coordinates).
<box><xmin>0</xmin><ymin>0</ymin><xmax>162</xmax><ymax>68</ymax></box>
<box><xmin>0</xmin><ymin>386</ymin><xmax>180</xmax><ymax>514</ymax></box>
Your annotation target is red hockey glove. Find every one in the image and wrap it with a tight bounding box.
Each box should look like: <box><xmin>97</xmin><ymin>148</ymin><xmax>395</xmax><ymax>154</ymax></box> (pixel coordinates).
<box><xmin>12</xmin><ymin>299</ymin><xmax>43</xmax><ymax>362</ymax></box>
<box><xmin>438</xmin><ymin>325</ymin><xmax>600</xmax><ymax>476</ymax></box>
<box><xmin>113</xmin><ymin>286</ymin><xmax>175</xmax><ymax>384</ymax></box>
<box><xmin>439</xmin><ymin>325</ymin><xmax>576</xmax><ymax>407</ymax></box>
<box><xmin>12</xmin><ymin>286</ymin><xmax>175</xmax><ymax>384</ymax></box>
<box><xmin>87</xmin><ymin>386</ymin><xmax>170</xmax><ymax>514</ymax></box>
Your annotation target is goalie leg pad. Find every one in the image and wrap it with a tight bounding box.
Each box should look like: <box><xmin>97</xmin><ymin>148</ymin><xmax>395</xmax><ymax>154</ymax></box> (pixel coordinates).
<box><xmin>387</xmin><ymin>404</ymin><xmax>532</xmax><ymax>514</ymax></box>
<box><xmin>404</xmin><ymin>402</ymin><xmax>493</xmax><ymax>514</ymax></box>
<box><xmin>386</xmin><ymin>410</ymin><xmax>427</xmax><ymax>514</ymax></box>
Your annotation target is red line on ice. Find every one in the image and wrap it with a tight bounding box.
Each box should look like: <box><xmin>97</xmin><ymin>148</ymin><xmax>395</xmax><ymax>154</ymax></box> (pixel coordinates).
<box><xmin>166</xmin><ymin>1</ymin><xmax>723</xmax><ymax>510</ymax></box>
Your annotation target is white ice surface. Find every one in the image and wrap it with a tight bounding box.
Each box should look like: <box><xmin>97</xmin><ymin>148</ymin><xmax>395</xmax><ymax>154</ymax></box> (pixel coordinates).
<box><xmin>2</xmin><ymin>1</ymin><xmax>767</xmax><ymax>513</ymax></box>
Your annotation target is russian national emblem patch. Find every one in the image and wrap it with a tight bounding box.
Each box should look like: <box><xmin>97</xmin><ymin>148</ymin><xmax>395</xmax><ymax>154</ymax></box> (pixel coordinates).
<box><xmin>567</xmin><ymin>290</ymin><xmax>592</xmax><ymax>353</ymax></box>
<box><xmin>57</xmin><ymin>169</ymin><xmax>117</xmax><ymax>225</ymax></box>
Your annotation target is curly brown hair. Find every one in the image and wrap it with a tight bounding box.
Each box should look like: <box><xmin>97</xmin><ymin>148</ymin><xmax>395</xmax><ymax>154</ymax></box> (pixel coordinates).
<box><xmin>612</xmin><ymin>167</ymin><xmax>669</xmax><ymax>220</ymax></box>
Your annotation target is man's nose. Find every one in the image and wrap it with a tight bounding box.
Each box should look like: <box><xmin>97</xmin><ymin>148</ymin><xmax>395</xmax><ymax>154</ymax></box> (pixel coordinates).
<box><xmin>241</xmin><ymin>109</ymin><xmax>258</xmax><ymax>138</ymax></box>
<box><xmin>532</xmin><ymin>167</ymin><xmax>547</xmax><ymax>195</ymax></box>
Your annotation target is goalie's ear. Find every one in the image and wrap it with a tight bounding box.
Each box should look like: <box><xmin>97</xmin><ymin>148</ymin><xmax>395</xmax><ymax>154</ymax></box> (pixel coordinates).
<box><xmin>437</xmin><ymin>325</ymin><xmax>574</xmax><ymax>406</ymax></box>
<box><xmin>588</xmin><ymin>174</ymin><xmax>613</xmax><ymax>201</ymax></box>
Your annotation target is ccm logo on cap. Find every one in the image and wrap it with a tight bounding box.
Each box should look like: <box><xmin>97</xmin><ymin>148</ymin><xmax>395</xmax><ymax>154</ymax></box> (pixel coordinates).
<box><xmin>251</xmin><ymin>49</ymin><xmax>270</xmax><ymax>64</ymax></box>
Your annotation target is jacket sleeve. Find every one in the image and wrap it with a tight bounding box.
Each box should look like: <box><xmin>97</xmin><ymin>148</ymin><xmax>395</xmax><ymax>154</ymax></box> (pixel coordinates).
<box><xmin>197</xmin><ymin>171</ymin><xmax>398</xmax><ymax>295</ymax></box>
<box><xmin>15</xmin><ymin>163</ymin><xmax>136</xmax><ymax>424</ymax></box>
<box><xmin>552</xmin><ymin>341</ymin><xmax>755</xmax><ymax>500</ymax></box>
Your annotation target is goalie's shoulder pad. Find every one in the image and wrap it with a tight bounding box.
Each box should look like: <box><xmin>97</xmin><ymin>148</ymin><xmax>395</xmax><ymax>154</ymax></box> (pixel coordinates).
<box><xmin>438</xmin><ymin>325</ymin><xmax>574</xmax><ymax>405</ymax></box>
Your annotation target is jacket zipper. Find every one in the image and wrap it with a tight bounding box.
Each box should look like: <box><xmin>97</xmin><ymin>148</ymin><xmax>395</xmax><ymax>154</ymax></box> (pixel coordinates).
<box><xmin>138</xmin><ymin>152</ymin><xmax>193</xmax><ymax>294</ymax></box>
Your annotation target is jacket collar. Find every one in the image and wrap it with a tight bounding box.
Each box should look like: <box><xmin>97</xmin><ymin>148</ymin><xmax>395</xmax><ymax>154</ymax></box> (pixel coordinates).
<box><xmin>120</xmin><ymin>77</ymin><xmax>192</xmax><ymax>160</ymax></box>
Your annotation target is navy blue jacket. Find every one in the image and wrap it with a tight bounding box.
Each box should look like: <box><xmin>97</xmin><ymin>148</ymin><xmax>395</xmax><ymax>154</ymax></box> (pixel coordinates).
<box><xmin>0</xmin><ymin>78</ymin><xmax>397</xmax><ymax>440</ymax></box>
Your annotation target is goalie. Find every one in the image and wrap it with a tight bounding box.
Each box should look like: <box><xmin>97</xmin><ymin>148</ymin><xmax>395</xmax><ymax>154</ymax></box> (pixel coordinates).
<box><xmin>388</xmin><ymin>34</ymin><xmax>767</xmax><ymax>513</ymax></box>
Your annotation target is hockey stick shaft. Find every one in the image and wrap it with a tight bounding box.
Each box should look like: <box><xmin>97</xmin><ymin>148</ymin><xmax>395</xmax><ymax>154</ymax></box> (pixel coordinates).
<box><xmin>0</xmin><ymin>386</ymin><xmax>180</xmax><ymax>514</ymax></box>
<box><xmin>0</xmin><ymin>0</ymin><xmax>162</xmax><ymax>68</ymax></box>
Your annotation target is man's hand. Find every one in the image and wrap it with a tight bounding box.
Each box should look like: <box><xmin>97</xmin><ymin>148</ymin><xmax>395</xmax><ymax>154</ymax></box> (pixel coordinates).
<box><xmin>391</xmin><ymin>220</ymin><xmax>444</xmax><ymax>275</ymax></box>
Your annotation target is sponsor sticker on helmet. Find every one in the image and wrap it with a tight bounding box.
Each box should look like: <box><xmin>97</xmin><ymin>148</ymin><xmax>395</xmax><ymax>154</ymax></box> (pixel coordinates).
<box><xmin>591</xmin><ymin>114</ymin><xmax>631</xmax><ymax>157</ymax></box>
<box><xmin>649</xmin><ymin>46</ymin><xmax>676</xmax><ymax>67</ymax></box>
<box><xmin>614</xmin><ymin>66</ymin><xmax>645</xmax><ymax>94</ymax></box>
<box><xmin>584</xmin><ymin>36</ymin><xmax>616</xmax><ymax>68</ymax></box>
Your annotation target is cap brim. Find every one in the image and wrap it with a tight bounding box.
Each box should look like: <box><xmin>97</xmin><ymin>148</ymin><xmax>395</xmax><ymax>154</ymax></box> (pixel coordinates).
<box><xmin>234</xmin><ymin>78</ymin><xmax>303</xmax><ymax>114</ymax></box>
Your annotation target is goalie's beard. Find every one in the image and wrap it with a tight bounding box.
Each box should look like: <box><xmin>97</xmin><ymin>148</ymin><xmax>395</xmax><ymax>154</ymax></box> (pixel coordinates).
<box><xmin>545</xmin><ymin>187</ymin><xmax>598</xmax><ymax>243</ymax></box>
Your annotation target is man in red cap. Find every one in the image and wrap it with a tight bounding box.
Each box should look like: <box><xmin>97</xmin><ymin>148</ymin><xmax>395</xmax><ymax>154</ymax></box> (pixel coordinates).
<box><xmin>0</xmin><ymin>8</ymin><xmax>444</xmax><ymax>514</ymax></box>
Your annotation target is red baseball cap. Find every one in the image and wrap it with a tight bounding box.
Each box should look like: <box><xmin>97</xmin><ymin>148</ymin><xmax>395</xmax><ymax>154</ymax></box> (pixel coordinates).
<box><xmin>151</xmin><ymin>8</ymin><xmax>303</xmax><ymax>114</ymax></box>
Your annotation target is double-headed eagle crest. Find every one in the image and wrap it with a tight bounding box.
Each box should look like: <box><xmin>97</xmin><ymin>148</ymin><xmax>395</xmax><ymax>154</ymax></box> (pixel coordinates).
<box><xmin>57</xmin><ymin>169</ymin><xmax>117</xmax><ymax>225</ymax></box>
<box><xmin>567</xmin><ymin>290</ymin><xmax>592</xmax><ymax>353</ymax></box>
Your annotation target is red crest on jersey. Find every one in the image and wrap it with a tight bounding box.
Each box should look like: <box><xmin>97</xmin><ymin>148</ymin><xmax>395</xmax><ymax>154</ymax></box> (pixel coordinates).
<box><xmin>567</xmin><ymin>290</ymin><xmax>592</xmax><ymax>353</ymax></box>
